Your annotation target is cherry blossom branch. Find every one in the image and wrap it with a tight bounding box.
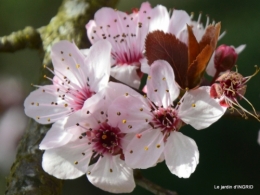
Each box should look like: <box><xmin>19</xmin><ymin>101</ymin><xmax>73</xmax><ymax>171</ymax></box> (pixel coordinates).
<box><xmin>5</xmin><ymin>0</ymin><xmax>119</xmax><ymax>194</ymax></box>
<box><xmin>134</xmin><ymin>170</ymin><xmax>178</xmax><ymax>195</ymax></box>
<box><xmin>0</xmin><ymin>26</ymin><xmax>42</xmax><ymax>52</ymax></box>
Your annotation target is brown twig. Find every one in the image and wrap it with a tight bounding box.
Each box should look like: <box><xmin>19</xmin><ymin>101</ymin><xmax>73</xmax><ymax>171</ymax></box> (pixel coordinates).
<box><xmin>134</xmin><ymin>170</ymin><xmax>178</xmax><ymax>195</ymax></box>
<box><xmin>0</xmin><ymin>26</ymin><xmax>42</xmax><ymax>52</ymax></box>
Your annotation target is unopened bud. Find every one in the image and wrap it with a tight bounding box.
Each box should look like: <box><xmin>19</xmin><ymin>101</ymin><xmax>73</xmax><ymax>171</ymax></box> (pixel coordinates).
<box><xmin>214</xmin><ymin>45</ymin><xmax>238</xmax><ymax>72</ymax></box>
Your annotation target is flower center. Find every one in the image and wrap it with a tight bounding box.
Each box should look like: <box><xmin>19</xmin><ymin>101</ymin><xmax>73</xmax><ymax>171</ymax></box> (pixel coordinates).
<box><xmin>210</xmin><ymin>66</ymin><xmax>260</xmax><ymax>121</ymax></box>
<box><xmin>220</xmin><ymin>72</ymin><xmax>245</xmax><ymax>100</ymax></box>
<box><xmin>151</xmin><ymin>106</ymin><xmax>182</xmax><ymax>135</ymax></box>
<box><xmin>69</xmin><ymin>86</ymin><xmax>95</xmax><ymax>111</ymax></box>
<box><xmin>88</xmin><ymin>122</ymin><xmax>124</xmax><ymax>155</ymax></box>
<box><xmin>112</xmin><ymin>50</ymin><xmax>143</xmax><ymax>66</ymax></box>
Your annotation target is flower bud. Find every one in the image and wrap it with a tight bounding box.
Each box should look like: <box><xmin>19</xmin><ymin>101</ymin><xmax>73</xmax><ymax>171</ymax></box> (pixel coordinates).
<box><xmin>214</xmin><ymin>45</ymin><xmax>238</xmax><ymax>72</ymax></box>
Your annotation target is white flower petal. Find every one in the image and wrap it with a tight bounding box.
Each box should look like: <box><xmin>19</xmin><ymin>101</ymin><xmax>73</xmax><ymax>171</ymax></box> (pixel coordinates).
<box><xmin>86</xmin><ymin>20</ymin><xmax>97</xmax><ymax>44</ymax></box>
<box><xmin>42</xmin><ymin>140</ymin><xmax>92</xmax><ymax>179</ymax></box>
<box><xmin>51</xmin><ymin>40</ymin><xmax>86</xmax><ymax>87</ymax></box>
<box><xmin>206</xmin><ymin>51</ymin><xmax>216</xmax><ymax>77</ymax></box>
<box><xmin>110</xmin><ymin>65</ymin><xmax>140</xmax><ymax>89</ymax></box>
<box><xmin>86</xmin><ymin>8</ymin><xmax>127</xmax><ymax>44</ymax></box>
<box><xmin>87</xmin><ymin>155</ymin><xmax>135</xmax><ymax>193</ymax></box>
<box><xmin>178</xmin><ymin>86</ymin><xmax>227</xmax><ymax>130</ymax></box>
<box><xmin>147</xmin><ymin>60</ymin><xmax>180</xmax><ymax>107</ymax></box>
<box><xmin>124</xmin><ymin>129</ymin><xmax>164</xmax><ymax>169</ymax></box>
<box><xmin>42</xmin><ymin>149</ymin><xmax>84</xmax><ymax>179</ymax></box>
<box><xmin>164</xmin><ymin>132</ymin><xmax>199</xmax><ymax>178</ymax></box>
<box><xmin>140</xmin><ymin>57</ymin><xmax>150</xmax><ymax>74</ymax></box>
<box><xmin>148</xmin><ymin>5</ymin><xmax>170</xmax><ymax>32</ymax></box>
<box><xmin>39</xmin><ymin>118</ymin><xmax>73</xmax><ymax>149</ymax></box>
<box><xmin>80</xmin><ymin>48</ymin><xmax>89</xmax><ymax>57</ymax></box>
<box><xmin>234</xmin><ymin>44</ymin><xmax>246</xmax><ymax>54</ymax></box>
<box><xmin>108</xmin><ymin>94</ymin><xmax>152</xmax><ymax>133</ymax></box>
<box><xmin>168</xmin><ymin>10</ymin><xmax>190</xmax><ymax>37</ymax></box>
<box><xmin>24</xmin><ymin>85</ymin><xmax>70</xmax><ymax>124</ymax></box>
<box><xmin>85</xmin><ymin>40</ymin><xmax>111</xmax><ymax>92</ymax></box>
<box><xmin>104</xmin><ymin>82</ymin><xmax>141</xmax><ymax>103</ymax></box>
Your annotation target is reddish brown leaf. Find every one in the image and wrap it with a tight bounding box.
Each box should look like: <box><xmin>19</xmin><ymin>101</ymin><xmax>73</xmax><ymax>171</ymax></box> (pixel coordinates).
<box><xmin>199</xmin><ymin>22</ymin><xmax>221</xmax><ymax>51</ymax></box>
<box><xmin>187</xmin><ymin>23</ymin><xmax>221</xmax><ymax>88</ymax></box>
<box><xmin>145</xmin><ymin>30</ymin><xmax>188</xmax><ymax>89</ymax></box>
<box><xmin>187</xmin><ymin>45</ymin><xmax>213</xmax><ymax>88</ymax></box>
<box><xmin>187</xmin><ymin>24</ymin><xmax>200</xmax><ymax>67</ymax></box>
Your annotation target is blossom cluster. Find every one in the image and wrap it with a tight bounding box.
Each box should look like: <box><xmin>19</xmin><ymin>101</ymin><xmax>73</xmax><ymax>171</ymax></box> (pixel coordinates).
<box><xmin>24</xmin><ymin>2</ymin><xmax>259</xmax><ymax>193</ymax></box>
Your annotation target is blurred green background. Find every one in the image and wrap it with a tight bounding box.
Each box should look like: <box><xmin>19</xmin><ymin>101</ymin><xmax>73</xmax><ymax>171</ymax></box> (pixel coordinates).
<box><xmin>0</xmin><ymin>0</ymin><xmax>260</xmax><ymax>195</ymax></box>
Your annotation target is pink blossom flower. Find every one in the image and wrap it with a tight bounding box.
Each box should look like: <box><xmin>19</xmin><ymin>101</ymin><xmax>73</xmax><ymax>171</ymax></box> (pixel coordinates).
<box><xmin>39</xmin><ymin>82</ymin><xmax>140</xmax><ymax>193</ymax></box>
<box><xmin>210</xmin><ymin>66</ymin><xmax>260</xmax><ymax>121</ymax></box>
<box><xmin>108</xmin><ymin>60</ymin><xmax>226</xmax><ymax>178</ymax></box>
<box><xmin>24</xmin><ymin>40</ymin><xmax>111</xmax><ymax>124</ymax></box>
<box><xmin>86</xmin><ymin>2</ymin><xmax>169</xmax><ymax>88</ymax></box>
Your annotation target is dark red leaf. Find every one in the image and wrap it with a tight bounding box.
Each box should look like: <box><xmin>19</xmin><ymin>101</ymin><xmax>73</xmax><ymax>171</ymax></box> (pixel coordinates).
<box><xmin>199</xmin><ymin>22</ymin><xmax>221</xmax><ymax>51</ymax></box>
<box><xmin>188</xmin><ymin>45</ymin><xmax>213</xmax><ymax>88</ymax></box>
<box><xmin>187</xmin><ymin>23</ymin><xmax>221</xmax><ymax>88</ymax></box>
<box><xmin>187</xmin><ymin>25</ymin><xmax>200</xmax><ymax>66</ymax></box>
<box><xmin>145</xmin><ymin>30</ymin><xmax>188</xmax><ymax>89</ymax></box>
